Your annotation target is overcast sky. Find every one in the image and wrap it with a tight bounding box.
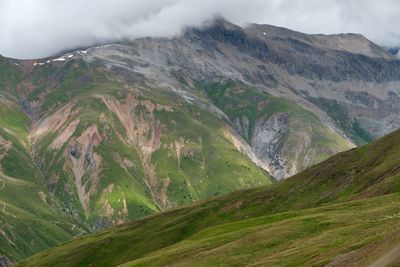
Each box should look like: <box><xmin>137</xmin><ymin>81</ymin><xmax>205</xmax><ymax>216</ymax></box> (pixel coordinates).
<box><xmin>1</xmin><ymin>0</ymin><xmax>400</xmax><ymax>59</ymax></box>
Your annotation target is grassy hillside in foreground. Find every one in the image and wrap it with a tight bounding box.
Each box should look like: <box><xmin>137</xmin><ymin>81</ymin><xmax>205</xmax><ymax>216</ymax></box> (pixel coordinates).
<box><xmin>16</xmin><ymin>129</ymin><xmax>400</xmax><ymax>266</ymax></box>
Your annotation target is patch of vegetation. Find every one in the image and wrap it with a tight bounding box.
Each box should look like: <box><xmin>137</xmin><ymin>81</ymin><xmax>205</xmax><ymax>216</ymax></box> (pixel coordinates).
<box><xmin>306</xmin><ymin>97</ymin><xmax>374</xmax><ymax>144</ymax></box>
<box><xmin>0</xmin><ymin>57</ymin><xmax>22</xmax><ymax>92</ymax></box>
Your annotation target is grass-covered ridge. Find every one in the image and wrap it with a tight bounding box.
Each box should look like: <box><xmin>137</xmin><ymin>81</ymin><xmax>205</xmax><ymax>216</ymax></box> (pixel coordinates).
<box><xmin>16</xmin><ymin>128</ymin><xmax>400</xmax><ymax>267</ymax></box>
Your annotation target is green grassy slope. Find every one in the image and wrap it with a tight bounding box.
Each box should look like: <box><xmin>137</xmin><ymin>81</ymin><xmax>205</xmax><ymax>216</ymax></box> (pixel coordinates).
<box><xmin>0</xmin><ymin>95</ymin><xmax>85</xmax><ymax>261</ymax></box>
<box><xmin>16</xmin><ymin>129</ymin><xmax>400</xmax><ymax>266</ymax></box>
<box><xmin>122</xmin><ymin>194</ymin><xmax>400</xmax><ymax>267</ymax></box>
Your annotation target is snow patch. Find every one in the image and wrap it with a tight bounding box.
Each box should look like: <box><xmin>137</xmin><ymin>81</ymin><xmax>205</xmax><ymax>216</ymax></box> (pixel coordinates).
<box><xmin>52</xmin><ymin>57</ymin><xmax>66</xmax><ymax>62</ymax></box>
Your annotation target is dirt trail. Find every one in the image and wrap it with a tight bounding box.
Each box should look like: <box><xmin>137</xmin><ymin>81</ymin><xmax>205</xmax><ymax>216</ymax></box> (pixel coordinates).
<box><xmin>0</xmin><ymin>139</ymin><xmax>9</xmax><ymax>214</ymax></box>
<box><xmin>0</xmin><ymin>174</ymin><xmax>5</xmax><ymax>214</ymax></box>
<box><xmin>0</xmin><ymin>173</ymin><xmax>7</xmax><ymax>214</ymax></box>
<box><xmin>0</xmin><ymin>176</ymin><xmax>5</xmax><ymax>214</ymax></box>
<box><xmin>0</xmin><ymin>177</ymin><xmax>4</xmax><ymax>214</ymax></box>
<box><xmin>367</xmin><ymin>244</ymin><xmax>400</xmax><ymax>267</ymax></box>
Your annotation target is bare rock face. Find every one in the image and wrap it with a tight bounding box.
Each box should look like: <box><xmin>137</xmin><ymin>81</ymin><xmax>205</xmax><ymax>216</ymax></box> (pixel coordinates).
<box><xmin>251</xmin><ymin>112</ymin><xmax>289</xmax><ymax>179</ymax></box>
<box><xmin>0</xmin><ymin>256</ymin><xmax>12</xmax><ymax>267</ymax></box>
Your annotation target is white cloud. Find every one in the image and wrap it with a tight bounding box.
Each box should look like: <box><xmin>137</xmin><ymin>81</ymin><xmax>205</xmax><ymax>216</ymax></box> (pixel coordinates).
<box><xmin>1</xmin><ymin>0</ymin><xmax>400</xmax><ymax>59</ymax></box>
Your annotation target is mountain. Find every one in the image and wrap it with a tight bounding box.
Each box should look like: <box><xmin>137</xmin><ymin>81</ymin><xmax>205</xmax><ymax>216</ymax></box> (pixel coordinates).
<box><xmin>43</xmin><ymin>18</ymin><xmax>400</xmax><ymax>180</ymax></box>
<box><xmin>0</xmin><ymin>56</ymin><xmax>272</xmax><ymax>262</ymax></box>
<box><xmin>2</xmin><ymin>19</ymin><xmax>400</xmax><ymax>262</ymax></box>
<box><xmin>15</xmin><ymin>127</ymin><xmax>400</xmax><ymax>267</ymax></box>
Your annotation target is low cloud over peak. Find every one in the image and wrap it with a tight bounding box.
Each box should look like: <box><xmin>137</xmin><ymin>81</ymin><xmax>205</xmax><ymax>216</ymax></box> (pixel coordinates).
<box><xmin>1</xmin><ymin>0</ymin><xmax>400</xmax><ymax>59</ymax></box>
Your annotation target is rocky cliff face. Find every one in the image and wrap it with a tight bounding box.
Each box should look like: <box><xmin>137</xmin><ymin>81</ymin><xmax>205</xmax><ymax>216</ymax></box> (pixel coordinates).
<box><xmin>251</xmin><ymin>112</ymin><xmax>289</xmax><ymax>178</ymax></box>
<box><xmin>0</xmin><ymin>255</ymin><xmax>12</xmax><ymax>267</ymax></box>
